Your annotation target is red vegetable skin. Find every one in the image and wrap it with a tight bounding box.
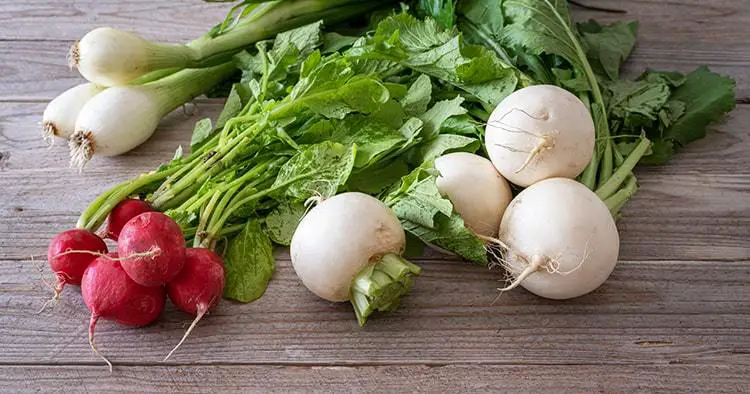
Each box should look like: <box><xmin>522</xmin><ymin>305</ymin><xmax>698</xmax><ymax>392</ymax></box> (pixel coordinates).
<box><xmin>118</xmin><ymin>212</ymin><xmax>186</xmax><ymax>287</ymax></box>
<box><xmin>164</xmin><ymin>248</ymin><xmax>225</xmax><ymax>361</ymax></box>
<box><xmin>105</xmin><ymin>199</ymin><xmax>152</xmax><ymax>241</ymax></box>
<box><xmin>47</xmin><ymin>229</ymin><xmax>108</xmax><ymax>296</ymax></box>
<box><xmin>82</xmin><ymin>254</ymin><xmax>166</xmax><ymax>372</ymax></box>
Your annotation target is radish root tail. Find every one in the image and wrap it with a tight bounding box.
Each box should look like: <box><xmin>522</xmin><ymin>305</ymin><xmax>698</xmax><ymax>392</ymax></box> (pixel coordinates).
<box><xmin>163</xmin><ymin>305</ymin><xmax>207</xmax><ymax>362</ymax></box>
<box><xmin>88</xmin><ymin>315</ymin><xmax>113</xmax><ymax>373</ymax></box>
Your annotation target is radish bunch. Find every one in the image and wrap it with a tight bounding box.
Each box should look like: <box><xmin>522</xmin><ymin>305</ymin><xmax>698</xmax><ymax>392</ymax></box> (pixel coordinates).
<box><xmin>43</xmin><ymin>198</ymin><xmax>225</xmax><ymax>371</ymax></box>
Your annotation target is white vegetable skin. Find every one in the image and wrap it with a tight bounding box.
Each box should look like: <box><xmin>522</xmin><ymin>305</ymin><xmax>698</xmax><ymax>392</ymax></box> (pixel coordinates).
<box><xmin>42</xmin><ymin>83</ymin><xmax>105</xmax><ymax>142</ymax></box>
<box><xmin>69</xmin><ymin>86</ymin><xmax>162</xmax><ymax>167</ymax></box>
<box><xmin>70</xmin><ymin>27</ymin><xmax>195</xmax><ymax>86</ymax></box>
<box><xmin>290</xmin><ymin>192</ymin><xmax>405</xmax><ymax>302</ymax></box>
<box><xmin>485</xmin><ymin>85</ymin><xmax>595</xmax><ymax>187</ymax></box>
<box><xmin>435</xmin><ymin>152</ymin><xmax>512</xmax><ymax>238</ymax></box>
<box><xmin>499</xmin><ymin>178</ymin><xmax>619</xmax><ymax>299</ymax></box>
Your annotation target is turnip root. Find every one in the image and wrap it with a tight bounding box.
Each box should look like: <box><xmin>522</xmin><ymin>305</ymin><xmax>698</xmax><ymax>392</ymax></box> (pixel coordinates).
<box><xmin>485</xmin><ymin>85</ymin><xmax>595</xmax><ymax>187</ymax></box>
<box><xmin>104</xmin><ymin>198</ymin><xmax>153</xmax><ymax>241</ymax></box>
<box><xmin>497</xmin><ymin>178</ymin><xmax>619</xmax><ymax>299</ymax></box>
<box><xmin>164</xmin><ymin>248</ymin><xmax>225</xmax><ymax>361</ymax></box>
<box><xmin>435</xmin><ymin>152</ymin><xmax>513</xmax><ymax>238</ymax></box>
<box><xmin>290</xmin><ymin>192</ymin><xmax>421</xmax><ymax>326</ymax></box>
<box><xmin>46</xmin><ymin>229</ymin><xmax>108</xmax><ymax>299</ymax></box>
<box><xmin>118</xmin><ymin>212</ymin><xmax>186</xmax><ymax>287</ymax></box>
<box><xmin>82</xmin><ymin>254</ymin><xmax>166</xmax><ymax>371</ymax></box>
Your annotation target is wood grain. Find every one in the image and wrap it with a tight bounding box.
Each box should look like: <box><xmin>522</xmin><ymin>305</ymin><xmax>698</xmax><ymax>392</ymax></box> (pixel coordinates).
<box><xmin>1</xmin><ymin>364</ymin><xmax>748</xmax><ymax>393</ymax></box>
<box><xmin>1</xmin><ymin>0</ymin><xmax>749</xmax><ymax>392</ymax></box>
<box><xmin>2</xmin><ymin>258</ymin><xmax>749</xmax><ymax>365</ymax></box>
<box><xmin>0</xmin><ymin>1</ymin><xmax>227</xmax><ymax>41</ymax></box>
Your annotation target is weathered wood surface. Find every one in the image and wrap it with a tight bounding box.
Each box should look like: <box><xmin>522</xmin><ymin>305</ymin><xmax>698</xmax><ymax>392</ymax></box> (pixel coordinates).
<box><xmin>1</xmin><ymin>364</ymin><xmax>749</xmax><ymax>393</ymax></box>
<box><xmin>1</xmin><ymin>0</ymin><xmax>749</xmax><ymax>392</ymax></box>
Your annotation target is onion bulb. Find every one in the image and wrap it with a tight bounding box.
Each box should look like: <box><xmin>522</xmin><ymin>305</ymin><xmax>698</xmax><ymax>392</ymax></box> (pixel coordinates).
<box><xmin>69</xmin><ymin>62</ymin><xmax>236</xmax><ymax>169</ymax></box>
<box><xmin>42</xmin><ymin>83</ymin><xmax>105</xmax><ymax>144</ymax></box>
<box><xmin>69</xmin><ymin>28</ymin><xmax>198</xmax><ymax>87</ymax></box>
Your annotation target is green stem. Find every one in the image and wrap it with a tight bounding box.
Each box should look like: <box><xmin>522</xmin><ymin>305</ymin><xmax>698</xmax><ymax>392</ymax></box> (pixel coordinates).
<box><xmin>604</xmin><ymin>175</ymin><xmax>638</xmax><ymax>215</ymax></box>
<box><xmin>77</xmin><ymin>167</ymin><xmax>178</xmax><ymax>230</ymax></box>
<box><xmin>598</xmin><ymin>141</ymin><xmax>614</xmax><ymax>187</ymax></box>
<box><xmin>187</xmin><ymin>0</ymin><xmax>383</xmax><ymax>61</ymax></box>
<box><xmin>596</xmin><ymin>137</ymin><xmax>651</xmax><ymax>200</ymax></box>
<box><xmin>580</xmin><ymin>145</ymin><xmax>601</xmax><ymax>190</ymax></box>
<box><xmin>147</xmin><ymin>62</ymin><xmax>238</xmax><ymax>116</ymax></box>
<box><xmin>350</xmin><ymin>253</ymin><xmax>421</xmax><ymax>327</ymax></box>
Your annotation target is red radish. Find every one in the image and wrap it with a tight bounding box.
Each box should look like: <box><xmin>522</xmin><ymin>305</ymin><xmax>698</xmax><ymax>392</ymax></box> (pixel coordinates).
<box><xmin>46</xmin><ymin>229</ymin><xmax>108</xmax><ymax>297</ymax></box>
<box><xmin>82</xmin><ymin>253</ymin><xmax>166</xmax><ymax>371</ymax></box>
<box><xmin>104</xmin><ymin>198</ymin><xmax>152</xmax><ymax>241</ymax></box>
<box><xmin>164</xmin><ymin>248</ymin><xmax>225</xmax><ymax>361</ymax></box>
<box><xmin>117</xmin><ymin>212</ymin><xmax>186</xmax><ymax>287</ymax></box>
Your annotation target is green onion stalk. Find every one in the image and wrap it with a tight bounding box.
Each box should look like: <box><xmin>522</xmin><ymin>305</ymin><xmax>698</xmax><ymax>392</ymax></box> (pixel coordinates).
<box><xmin>70</xmin><ymin>0</ymin><xmax>395</xmax><ymax>86</ymax></box>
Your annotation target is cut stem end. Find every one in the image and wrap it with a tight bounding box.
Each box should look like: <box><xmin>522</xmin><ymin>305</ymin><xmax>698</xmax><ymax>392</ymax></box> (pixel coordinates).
<box><xmin>350</xmin><ymin>254</ymin><xmax>421</xmax><ymax>327</ymax></box>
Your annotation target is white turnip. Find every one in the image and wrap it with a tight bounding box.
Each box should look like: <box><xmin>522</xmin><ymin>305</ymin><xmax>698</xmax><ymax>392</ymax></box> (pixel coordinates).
<box><xmin>434</xmin><ymin>152</ymin><xmax>513</xmax><ymax>238</ymax></box>
<box><xmin>497</xmin><ymin>178</ymin><xmax>619</xmax><ymax>299</ymax></box>
<box><xmin>290</xmin><ymin>192</ymin><xmax>421</xmax><ymax>326</ymax></box>
<box><xmin>485</xmin><ymin>85</ymin><xmax>595</xmax><ymax>187</ymax></box>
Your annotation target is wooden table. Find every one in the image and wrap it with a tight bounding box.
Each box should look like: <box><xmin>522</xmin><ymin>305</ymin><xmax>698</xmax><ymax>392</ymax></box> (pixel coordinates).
<box><xmin>1</xmin><ymin>1</ymin><xmax>748</xmax><ymax>392</ymax></box>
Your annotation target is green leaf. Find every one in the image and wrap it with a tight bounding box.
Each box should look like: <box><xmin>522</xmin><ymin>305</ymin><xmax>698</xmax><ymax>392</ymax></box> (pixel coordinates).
<box><xmin>414</xmin><ymin>134</ymin><xmax>480</xmax><ymax>164</ymax></box>
<box><xmin>190</xmin><ymin>118</ymin><xmax>213</xmax><ymax>148</ymax></box>
<box><xmin>216</xmin><ymin>84</ymin><xmax>244</xmax><ymax>130</ymax></box>
<box><xmin>265</xmin><ymin>202</ymin><xmax>306</xmax><ymax>246</ymax></box>
<box><xmin>416</xmin><ymin>0</ymin><xmax>457</xmax><ymax>29</ymax></box>
<box><xmin>605</xmin><ymin>79</ymin><xmax>672</xmax><ymax>125</ymax></box>
<box><xmin>401</xmin><ymin>212</ymin><xmax>488</xmax><ymax>265</ymax></box>
<box><xmin>224</xmin><ymin>219</ymin><xmax>275</xmax><ymax>303</ymax></box>
<box><xmin>347</xmin><ymin>159</ymin><xmax>410</xmax><ymax>195</ymax></box>
<box><xmin>387</xmin><ymin>169</ymin><xmax>453</xmax><ymax>229</ymax></box>
<box><xmin>272</xmin><ymin>141</ymin><xmax>356</xmax><ymax>201</ymax></box>
<box><xmin>271</xmin><ymin>20</ymin><xmax>322</xmax><ymax>62</ymax></box>
<box><xmin>439</xmin><ymin>115</ymin><xmax>482</xmax><ymax>137</ymax></box>
<box><xmin>577</xmin><ymin>19</ymin><xmax>639</xmax><ymax>81</ymax></box>
<box><xmin>322</xmin><ymin>32</ymin><xmax>359</xmax><ymax>54</ymax></box>
<box><xmin>661</xmin><ymin>66</ymin><xmax>736</xmax><ymax>147</ymax></box>
<box><xmin>330</xmin><ymin>115</ymin><xmax>406</xmax><ymax>168</ymax></box>
<box><xmin>371</xmin><ymin>13</ymin><xmax>520</xmax><ymax>107</ymax></box>
<box><xmin>419</xmin><ymin>96</ymin><xmax>467</xmax><ymax>139</ymax></box>
<box><xmin>401</xmin><ymin>74</ymin><xmax>433</xmax><ymax>116</ymax></box>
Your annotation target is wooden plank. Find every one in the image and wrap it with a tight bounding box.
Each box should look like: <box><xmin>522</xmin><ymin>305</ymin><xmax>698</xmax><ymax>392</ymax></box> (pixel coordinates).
<box><xmin>2</xmin><ymin>102</ymin><xmax>748</xmax><ymax>262</ymax></box>
<box><xmin>1</xmin><ymin>1</ymin><xmax>749</xmax><ymax>101</ymax></box>
<box><xmin>1</xmin><ymin>257</ymin><xmax>749</xmax><ymax>365</ymax></box>
<box><xmin>0</xmin><ymin>364</ymin><xmax>748</xmax><ymax>393</ymax></box>
<box><xmin>0</xmin><ymin>1</ymin><xmax>227</xmax><ymax>42</ymax></box>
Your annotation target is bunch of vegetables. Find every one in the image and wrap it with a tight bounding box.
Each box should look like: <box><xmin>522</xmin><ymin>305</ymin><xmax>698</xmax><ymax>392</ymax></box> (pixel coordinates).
<box><xmin>42</xmin><ymin>0</ymin><xmax>394</xmax><ymax>168</ymax></box>
<box><xmin>40</xmin><ymin>0</ymin><xmax>736</xmax><ymax>369</ymax></box>
<box><xmin>46</xmin><ymin>201</ymin><xmax>225</xmax><ymax>371</ymax></box>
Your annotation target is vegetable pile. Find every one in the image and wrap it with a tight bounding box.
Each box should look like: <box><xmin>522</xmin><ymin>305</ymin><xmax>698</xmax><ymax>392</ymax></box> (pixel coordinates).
<box><xmin>40</xmin><ymin>0</ymin><xmax>736</xmax><ymax>370</ymax></box>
